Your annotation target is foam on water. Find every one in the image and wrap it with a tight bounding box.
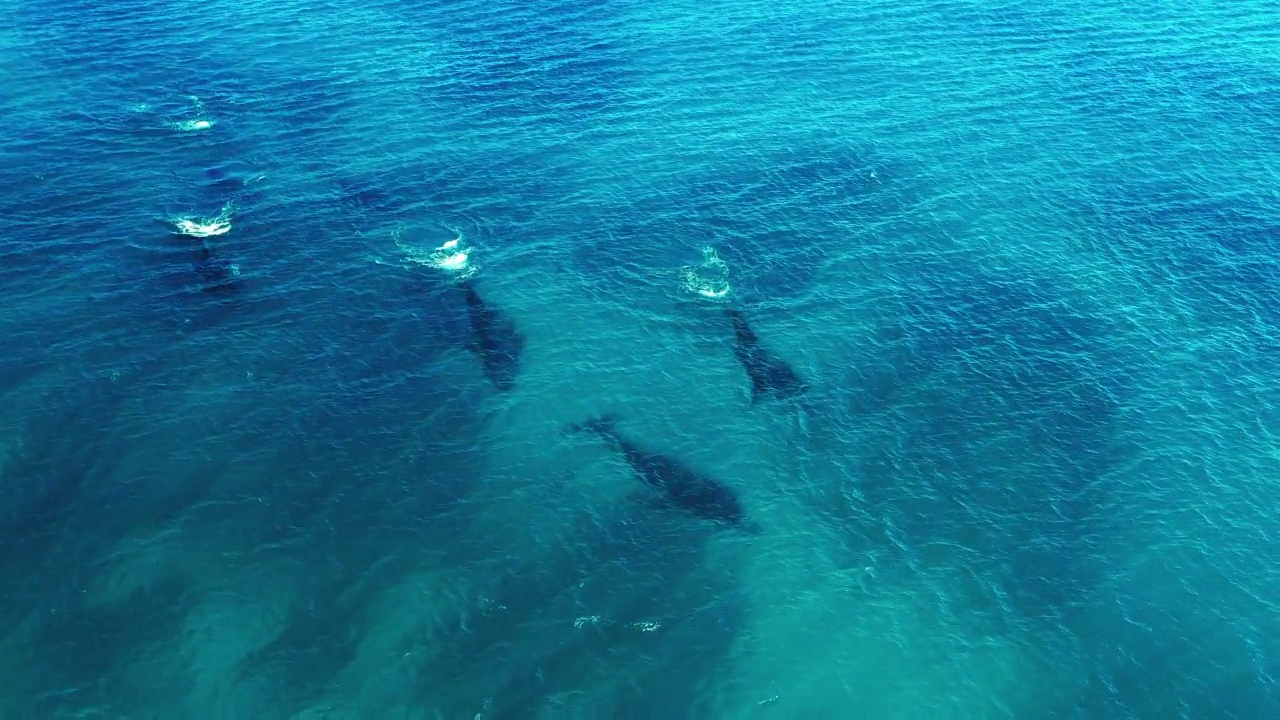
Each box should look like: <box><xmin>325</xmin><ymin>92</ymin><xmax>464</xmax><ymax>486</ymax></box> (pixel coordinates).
<box><xmin>172</xmin><ymin>203</ymin><xmax>233</xmax><ymax>238</ymax></box>
<box><xmin>682</xmin><ymin>246</ymin><xmax>732</xmax><ymax>300</ymax></box>
<box><xmin>397</xmin><ymin>230</ymin><xmax>477</xmax><ymax>278</ymax></box>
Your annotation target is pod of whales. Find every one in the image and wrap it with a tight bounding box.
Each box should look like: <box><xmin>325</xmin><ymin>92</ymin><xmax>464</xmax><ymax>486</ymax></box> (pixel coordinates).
<box><xmin>726</xmin><ymin>307</ymin><xmax>807</xmax><ymax>403</ymax></box>
<box><xmin>460</xmin><ymin>277</ymin><xmax>525</xmax><ymax>392</ymax></box>
<box><xmin>569</xmin><ymin>414</ymin><xmax>759</xmax><ymax>532</ymax></box>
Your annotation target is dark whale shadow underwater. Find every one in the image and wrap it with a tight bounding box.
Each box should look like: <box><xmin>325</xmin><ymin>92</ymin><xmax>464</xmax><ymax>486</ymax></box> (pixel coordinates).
<box><xmin>191</xmin><ymin>237</ymin><xmax>243</xmax><ymax>295</ymax></box>
<box><xmin>568</xmin><ymin>414</ymin><xmax>762</xmax><ymax>534</ymax></box>
<box><xmin>459</xmin><ymin>277</ymin><xmax>525</xmax><ymax>392</ymax></box>
<box><xmin>725</xmin><ymin>306</ymin><xmax>807</xmax><ymax>404</ymax></box>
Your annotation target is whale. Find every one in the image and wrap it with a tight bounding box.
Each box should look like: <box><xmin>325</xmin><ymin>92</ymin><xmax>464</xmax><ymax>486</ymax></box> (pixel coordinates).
<box><xmin>192</xmin><ymin>239</ymin><xmax>241</xmax><ymax>294</ymax></box>
<box><xmin>569</xmin><ymin>415</ymin><xmax>759</xmax><ymax>532</ymax></box>
<box><xmin>460</xmin><ymin>278</ymin><xmax>525</xmax><ymax>392</ymax></box>
<box><xmin>726</xmin><ymin>308</ymin><xmax>806</xmax><ymax>403</ymax></box>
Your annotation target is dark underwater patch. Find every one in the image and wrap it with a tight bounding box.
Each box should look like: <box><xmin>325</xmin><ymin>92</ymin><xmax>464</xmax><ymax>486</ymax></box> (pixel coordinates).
<box><xmin>0</xmin><ymin>377</ymin><xmax>133</xmax><ymax>570</ymax></box>
<box><xmin>21</xmin><ymin>570</ymin><xmax>194</xmax><ymax>717</ymax></box>
<box><xmin>1081</xmin><ymin>175</ymin><xmax>1280</xmax><ymax>339</ymax></box>
<box><xmin>234</xmin><ymin>562</ymin><xmax>403</xmax><ymax>715</ymax></box>
<box><xmin>414</xmin><ymin>501</ymin><xmax>738</xmax><ymax>718</ymax></box>
<box><xmin>804</xmin><ymin>257</ymin><xmax>1132</xmax><ymax>623</ymax></box>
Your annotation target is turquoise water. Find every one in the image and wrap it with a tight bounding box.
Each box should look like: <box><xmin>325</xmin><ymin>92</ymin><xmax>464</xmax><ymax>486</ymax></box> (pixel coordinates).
<box><xmin>2</xmin><ymin>0</ymin><xmax>1278</xmax><ymax>715</ymax></box>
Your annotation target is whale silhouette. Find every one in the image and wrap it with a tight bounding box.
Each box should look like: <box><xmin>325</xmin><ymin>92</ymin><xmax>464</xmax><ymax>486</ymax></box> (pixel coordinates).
<box><xmin>460</xmin><ymin>278</ymin><xmax>525</xmax><ymax>392</ymax></box>
<box><xmin>569</xmin><ymin>415</ymin><xmax>759</xmax><ymax>532</ymax></box>
<box><xmin>192</xmin><ymin>240</ymin><xmax>240</xmax><ymax>293</ymax></box>
<box><xmin>726</xmin><ymin>308</ymin><xmax>806</xmax><ymax>403</ymax></box>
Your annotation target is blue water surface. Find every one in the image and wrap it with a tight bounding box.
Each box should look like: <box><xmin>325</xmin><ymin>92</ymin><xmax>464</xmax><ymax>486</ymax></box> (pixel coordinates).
<box><xmin>2</xmin><ymin>0</ymin><xmax>1278</xmax><ymax>716</ymax></box>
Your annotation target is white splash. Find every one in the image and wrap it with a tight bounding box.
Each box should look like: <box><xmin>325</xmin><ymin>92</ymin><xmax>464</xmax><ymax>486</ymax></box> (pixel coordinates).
<box><xmin>682</xmin><ymin>245</ymin><xmax>731</xmax><ymax>299</ymax></box>
<box><xmin>174</xmin><ymin>95</ymin><xmax>213</xmax><ymax>131</ymax></box>
<box><xmin>434</xmin><ymin>238</ymin><xmax>470</xmax><ymax>271</ymax></box>
<box><xmin>173</xmin><ymin>203</ymin><xmax>232</xmax><ymax>238</ymax></box>
<box><xmin>573</xmin><ymin>615</ymin><xmax>602</xmax><ymax>629</ymax></box>
<box><xmin>398</xmin><ymin>231</ymin><xmax>476</xmax><ymax>277</ymax></box>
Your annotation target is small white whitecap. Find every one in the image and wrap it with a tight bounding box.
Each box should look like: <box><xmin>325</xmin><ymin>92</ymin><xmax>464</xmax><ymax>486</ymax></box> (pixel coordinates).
<box><xmin>400</xmin><ymin>234</ymin><xmax>475</xmax><ymax>275</ymax></box>
<box><xmin>430</xmin><ymin>236</ymin><xmax>471</xmax><ymax>272</ymax></box>
<box><xmin>174</xmin><ymin>218</ymin><xmax>231</xmax><ymax>237</ymax></box>
<box><xmin>438</xmin><ymin>250</ymin><xmax>468</xmax><ymax>270</ymax></box>
<box><xmin>176</xmin><ymin>118</ymin><xmax>214</xmax><ymax>131</ymax></box>
<box><xmin>173</xmin><ymin>203</ymin><xmax>233</xmax><ymax>237</ymax></box>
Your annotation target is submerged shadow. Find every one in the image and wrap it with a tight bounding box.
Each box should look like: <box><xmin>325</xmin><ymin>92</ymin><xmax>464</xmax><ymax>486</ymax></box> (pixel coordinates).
<box><xmin>803</xmin><ymin>259</ymin><xmax>1133</xmax><ymax>625</ymax></box>
<box><xmin>417</xmin><ymin>500</ymin><xmax>743</xmax><ymax>718</ymax></box>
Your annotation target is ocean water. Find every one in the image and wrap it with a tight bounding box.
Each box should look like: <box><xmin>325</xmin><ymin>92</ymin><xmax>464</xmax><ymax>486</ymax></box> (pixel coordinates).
<box><xmin>2</xmin><ymin>0</ymin><xmax>1278</xmax><ymax>716</ymax></box>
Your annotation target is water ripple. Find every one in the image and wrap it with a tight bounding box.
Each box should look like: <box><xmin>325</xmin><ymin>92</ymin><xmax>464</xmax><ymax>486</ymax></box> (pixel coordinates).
<box><xmin>1</xmin><ymin>0</ymin><xmax>1278</xmax><ymax>716</ymax></box>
